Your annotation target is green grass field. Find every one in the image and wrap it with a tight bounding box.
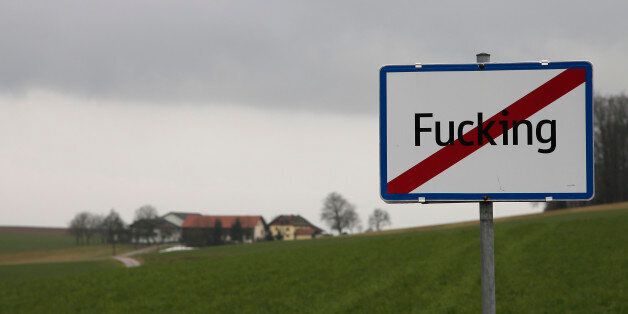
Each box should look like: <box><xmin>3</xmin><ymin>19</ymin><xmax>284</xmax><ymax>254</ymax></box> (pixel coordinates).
<box><xmin>1</xmin><ymin>205</ymin><xmax>627</xmax><ymax>313</ymax></box>
<box><xmin>0</xmin><ymin>228</ymin><xmax>134</xmax><ymax>265</ymax></box>
<box><xmin>0</xmin><ymin>229</ymin><xmax>75</xmax><ymax>254</ymax></box>
<box><xmin>0</xmin><ymin>259</ymin><xmax>120</xmax><ymax>281</ymax></box>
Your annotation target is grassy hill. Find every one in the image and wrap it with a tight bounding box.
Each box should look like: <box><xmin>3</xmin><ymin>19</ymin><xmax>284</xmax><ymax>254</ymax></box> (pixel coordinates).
<box><xmin>1</xmin><ymin>203</ymin><xmax>627</xmax><ymax>313</ymax></box>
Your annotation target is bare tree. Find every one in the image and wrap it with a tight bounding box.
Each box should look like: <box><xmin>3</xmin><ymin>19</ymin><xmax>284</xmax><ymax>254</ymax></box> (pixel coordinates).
<box><xmin>368</xmin><ymin>208</ymin><xmax>391</xmax><ymax>231</ymax></box>
<box><xmin>68</xmin><ymin>212</ymin><xmax>90</xmax><ymax>244</ymax></box>
<box><xmin>135</xmin><ymin>204</ymin><xmax>158</xmax><ymax>220</ymax></box>
<box><xmin>85</xmin><ymin>214</ymin><xmax>104</xmax><ymax>244</ymax></box>
<box><xmin>133</xmin><ymin>204</ymin><xmax>159</xmax><ymax>244</ymax></box>
<box><xmin>320</xmin><ymin>192</ymin><xmax>360</xmax><ymax>235</ymax></box>
<box><xmin>102</xmin><ymin>209</ymin><xmax>126</xmax><ymax>255</ymax></box>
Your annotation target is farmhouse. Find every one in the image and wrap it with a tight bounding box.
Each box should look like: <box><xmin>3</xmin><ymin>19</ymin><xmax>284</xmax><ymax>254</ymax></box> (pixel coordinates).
<box><xmin>129</xmin><ymin>218</ymin><xmax>176</xmax><ymax>243</ymax></box>
<box><xmin>162</xmin><ymin>212</ymin><xmax>199</xmax><ymax>228</ymax></box>
<box><xmin>130</xmin><ymin>212</ymin><xmax>198</xmax><ymax>244</ymax></box>
<box><xmin>268</xmin><ymin>215</ymin><xmax>323</xmax><ymax>240</ymax></box>
<box><xmin>161</xmin><ymin>212</ymin><xmax>198</xmax><ymax>242</ymax></box>
<box><xmin>181</xmin><ymin>214</ymin><xmax>267</xmax><ymax>246</ymax></box>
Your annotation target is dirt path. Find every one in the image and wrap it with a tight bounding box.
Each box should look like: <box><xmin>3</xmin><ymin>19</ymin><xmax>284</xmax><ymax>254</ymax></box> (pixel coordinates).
<box><xmin>114</xmin><ymin>256</ymin><xmax>141</xmax><ymax>267</ymax></box>
<box><xmin>113</xmin><ymin>245</ymin><xmax>165</xmax><ymax>268</ymax></box>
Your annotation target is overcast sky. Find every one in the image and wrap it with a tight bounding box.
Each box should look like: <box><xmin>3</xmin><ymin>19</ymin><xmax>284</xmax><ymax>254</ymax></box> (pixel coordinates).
<box><xmin>1</xmin><ymin>1</ymin><xmax>626</xmax><ymax>229</ymax></box>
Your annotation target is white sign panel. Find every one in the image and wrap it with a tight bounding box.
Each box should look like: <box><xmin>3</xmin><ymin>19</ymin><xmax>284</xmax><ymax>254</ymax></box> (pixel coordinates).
<box><xmin>379</xmin><ymin>61</ymin><xmax>593</xmax><ymax>202</ymax></box>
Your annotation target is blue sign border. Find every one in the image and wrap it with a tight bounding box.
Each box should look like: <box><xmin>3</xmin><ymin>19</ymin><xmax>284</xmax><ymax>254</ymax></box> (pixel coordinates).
<box><xmin>379</xmin><ymin>61</ymin><xmax>594</xmax><ymax>203</ymax></box>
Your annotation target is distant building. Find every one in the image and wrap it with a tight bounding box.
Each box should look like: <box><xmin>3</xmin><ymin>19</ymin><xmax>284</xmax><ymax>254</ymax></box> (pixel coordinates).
<box><xmin>162</xmin><ymin>212</ymin><xmax>198</xmax><ymax>227</ymax></box>
<box><xmin>268</xmin><ymin>215</ymin><xmax>323</xmax><ymax>240</ymax></box>
<box><xmin>129</xmin><ymin>218</ymin><xmax>178</xmax><ymax>244</ymax></box>
<box><xmin>130</xmin><ymin>212</ymin><xmax>198</xmax><ymax>244</ymax></box>
<box><xmin>162</xmin><ymin>212</ymin><xmax>198</xmax><ymax>242</ymax></box>
<box><xmin>181</xmin><ymin>214</ymin><xmax>267</xmax><ymax>246</ymax></box>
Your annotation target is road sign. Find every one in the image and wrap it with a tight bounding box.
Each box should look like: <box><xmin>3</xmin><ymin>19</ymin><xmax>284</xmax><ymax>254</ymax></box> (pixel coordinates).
<box><xmin>379</xmin><ymin>61</ymin><xmax>593</xmax><ymax>202</ymax></box>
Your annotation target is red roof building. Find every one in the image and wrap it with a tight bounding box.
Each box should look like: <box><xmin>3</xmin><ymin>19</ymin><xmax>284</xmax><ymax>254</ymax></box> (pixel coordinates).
<box><xmin>182</xmin><ymin>215</ymin><xmax>264</xmax><ymax>229</ymax></box>
<box><xmin>182</xmin><ymin>214</ymin><xmax>267</xmax><ymax>245</ymax></box>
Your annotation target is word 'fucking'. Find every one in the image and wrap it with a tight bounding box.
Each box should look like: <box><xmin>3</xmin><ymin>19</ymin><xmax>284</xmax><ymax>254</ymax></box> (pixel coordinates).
<box><xmin>414</xmin><ymin>110</ymin><xmax>556</xmax><ymax>153</ymax></box>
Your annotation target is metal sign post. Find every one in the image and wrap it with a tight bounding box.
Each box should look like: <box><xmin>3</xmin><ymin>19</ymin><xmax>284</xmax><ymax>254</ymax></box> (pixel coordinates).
<box><xmin>480</xmin><ymin>201</ymin><xmax>495</xmax><ymax>314</ymax></box>
<box><xmin>477</xmin><ymin>53</ymin><xmax>496</xmax><ymax>314</ymax></box>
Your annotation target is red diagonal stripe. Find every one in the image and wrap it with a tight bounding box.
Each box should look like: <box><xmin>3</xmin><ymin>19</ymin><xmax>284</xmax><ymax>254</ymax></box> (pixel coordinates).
<box><xmin>387</xmin><ymin>68</ymin><xmax>586</xmax><ymax>194</ymax></box>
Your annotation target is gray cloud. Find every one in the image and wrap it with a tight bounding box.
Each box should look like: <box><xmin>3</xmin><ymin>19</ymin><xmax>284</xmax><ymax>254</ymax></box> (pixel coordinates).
<box><xmin>1</xmin><ymin>0</ymin><xmax>627</xmax><ymax>112</ymax></box>
<box><xmin>3</xmin><ymin>1</ymin><xmax>618</xmax><ymax>227</ymax></box>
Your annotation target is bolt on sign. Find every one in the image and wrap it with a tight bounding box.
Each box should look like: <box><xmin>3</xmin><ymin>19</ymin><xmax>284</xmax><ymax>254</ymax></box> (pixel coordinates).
<box><xmin>379</xmin><ymin>61</ymin><xmax>593</xmax><ymax>202</ymax></box>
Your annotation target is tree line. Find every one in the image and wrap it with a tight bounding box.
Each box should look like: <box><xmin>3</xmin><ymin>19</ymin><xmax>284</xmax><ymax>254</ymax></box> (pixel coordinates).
<box><xmin>68</xmin><ymin>204</ymin><xmax>163</xmax><ymax>246</ymax></box>
<box><xmin>68</xmin><ymin>209</ymin><xmax>126</xmax><ymax>245</ymax></box>
<box><xmin>546</xmin><ymin>94</ymin><xmax>628</xmax><ymax>210</ymax></box>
